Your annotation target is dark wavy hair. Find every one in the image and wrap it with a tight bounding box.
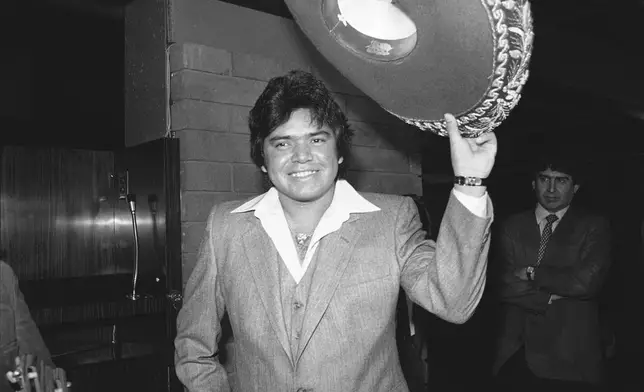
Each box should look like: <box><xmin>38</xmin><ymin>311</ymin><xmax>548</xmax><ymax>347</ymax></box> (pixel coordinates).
<box><xmin>533</xmin><ymin>153</ymin><xmax>583</xmax><ymax>185</ymax></box>
<box><xmin>248</xmin><ymin>70</ymin><xmax>352</xmax><ymax>178</ymax></box>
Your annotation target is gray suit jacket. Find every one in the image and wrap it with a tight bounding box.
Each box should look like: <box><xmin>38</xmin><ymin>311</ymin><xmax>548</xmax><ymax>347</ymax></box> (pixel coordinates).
<box><xmin>175</xmin><ymin>191</ymin><xmax>493</xmax><ymax>392</ymax></box>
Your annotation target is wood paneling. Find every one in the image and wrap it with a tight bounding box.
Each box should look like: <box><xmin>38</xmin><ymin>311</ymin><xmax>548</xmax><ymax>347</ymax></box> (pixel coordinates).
<box><xmin>0</xmin><ymin>141</ymin><xmax>183</xmax><ymax>391</ymax></box>
<box><xmin>1</xmin><ymin>146</ymin><xmax>117</xmax><ymax>279</ymax></box>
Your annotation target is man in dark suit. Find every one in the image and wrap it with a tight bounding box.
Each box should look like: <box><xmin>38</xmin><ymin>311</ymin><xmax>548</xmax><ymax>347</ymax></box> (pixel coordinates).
<box><xmin>492</xmin><ymin>156</ymin><xmax>611</xmax><ymax>392</ymax></box>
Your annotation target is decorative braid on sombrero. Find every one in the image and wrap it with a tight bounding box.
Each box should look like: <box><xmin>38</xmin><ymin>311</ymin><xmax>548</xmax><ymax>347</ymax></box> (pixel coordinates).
<box><xmin>392</xmin><ymin>0</ymin><xmax>534</xmax><ymax>138</ymax></box>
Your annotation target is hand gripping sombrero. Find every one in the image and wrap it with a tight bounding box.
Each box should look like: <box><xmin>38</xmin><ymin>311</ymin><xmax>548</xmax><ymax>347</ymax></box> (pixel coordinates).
<box><xmin>285</xmin><ymin>0</ymin><xmax>534</xmax><ymax>137</ymax></box>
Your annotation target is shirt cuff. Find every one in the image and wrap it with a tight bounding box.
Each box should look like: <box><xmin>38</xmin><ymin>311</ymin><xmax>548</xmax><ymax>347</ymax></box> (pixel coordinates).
<box><xmin>452</xmin><ymin>189</ymin><xmax>488</xmax><ymax>218</ymax></box>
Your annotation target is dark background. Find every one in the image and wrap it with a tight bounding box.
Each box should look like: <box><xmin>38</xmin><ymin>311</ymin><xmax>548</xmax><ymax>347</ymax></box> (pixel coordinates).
<box><xmin>3</xmin><ymin>0</ymin><xmax>644</xmax><ymax>158</ymax></box>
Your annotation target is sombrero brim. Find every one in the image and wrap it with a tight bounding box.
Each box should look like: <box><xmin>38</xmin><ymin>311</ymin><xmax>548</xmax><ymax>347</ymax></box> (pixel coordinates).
<box><xmin>286</xmin><ymin>0</ymin><xmax>533</xmax><ymax>137</ymax></box>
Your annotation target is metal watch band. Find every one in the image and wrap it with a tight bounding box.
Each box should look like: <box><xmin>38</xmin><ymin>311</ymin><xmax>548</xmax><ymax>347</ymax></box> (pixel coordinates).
<box><xmin>526</xmin><ymin>265</ymin><xmax>535</xmax><ymax>281</ymax></box>
<box><xmin>453</xmin><ymin>176</ymin><xmax>488</xmax><ymax>187</ymax></box>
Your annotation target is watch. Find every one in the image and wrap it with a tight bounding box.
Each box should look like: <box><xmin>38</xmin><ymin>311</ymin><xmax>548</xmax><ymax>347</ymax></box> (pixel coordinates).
<box><xmin>453</xmin><ymin>176</ymin><xmax>488</xmax><ymax>187</ymax></box>
<box><xmin>526</xmin><ymin>265</ymin><xmax>535</xmax><ymax>281</ymax></box>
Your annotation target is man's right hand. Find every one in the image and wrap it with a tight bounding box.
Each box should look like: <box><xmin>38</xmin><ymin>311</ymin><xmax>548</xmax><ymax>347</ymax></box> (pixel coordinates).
<box><xmin>445</xmin><ymin>114</ymin><xmax>498</xmax><ymax>182</ymax></box>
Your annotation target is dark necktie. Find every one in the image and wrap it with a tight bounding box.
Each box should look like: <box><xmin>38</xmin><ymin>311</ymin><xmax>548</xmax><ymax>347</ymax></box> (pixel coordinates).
<box><xmin>536</xmin><ymin>214</ymin><xmax>558</xmax><ymax>266</ymax></box>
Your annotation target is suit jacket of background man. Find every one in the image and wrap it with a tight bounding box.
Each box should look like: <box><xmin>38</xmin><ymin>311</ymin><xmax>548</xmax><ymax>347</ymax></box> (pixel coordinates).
<box><xmin>175</xmin><ymin>191</ymin><xmax>493</xmax><ymax>392</ymax></box>
<box><xmin>0</xmin><ymin>261</ymin><xmax>54</xmax><ymax>391</ymax></box>
<box><xmin>492</xmin><ymin>205</ymin><xmax>611</xmax><ymax>384</ymax></box>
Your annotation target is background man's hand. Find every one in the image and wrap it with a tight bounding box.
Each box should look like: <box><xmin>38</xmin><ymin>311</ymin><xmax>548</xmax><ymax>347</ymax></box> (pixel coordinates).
<box><xmin>446</xmin><ymin>113</ymin><xmax>498</xmax><ymax>197</ymax></box>
<box><xmin>513</xmin><ymin>267</ymin><xmax>529</xmax><ymax>281</ymax></box>
<box><xmin>548</xmin><ymin>294</ymin><xmax>564</xmax><ymax>304</ymax></box>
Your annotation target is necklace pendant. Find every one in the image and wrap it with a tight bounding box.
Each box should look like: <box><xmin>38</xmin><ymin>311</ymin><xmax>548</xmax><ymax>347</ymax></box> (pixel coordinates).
<box><xmin>296</xmin><ymin>233</ymin><xmax>309</xmax><ymax>245</ymax></box>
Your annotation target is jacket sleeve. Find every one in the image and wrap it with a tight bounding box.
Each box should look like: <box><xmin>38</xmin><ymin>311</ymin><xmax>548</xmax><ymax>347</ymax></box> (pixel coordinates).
<box><xmin>174</xmin><ymin>207</ymin><xmax>230</xmax><ymax>392</ymax></box>
<box><xmin>1</xmin><ymin>261</ymin><xmax>55</xmax><ymax>367</ymax></box>
<box><xmin>533</xmin><ymin>217</ymin><xmax>611</xmax><ymax>299</ymax></box>
<box><xmin>496</xmin><ymin>225</ymin><xmax>550</xmax><ymax>313</ymax></box>
<box><xmin>399</xmin><ymin>192</ymin><xmax>493</xmax><ymax>324</ymax></box>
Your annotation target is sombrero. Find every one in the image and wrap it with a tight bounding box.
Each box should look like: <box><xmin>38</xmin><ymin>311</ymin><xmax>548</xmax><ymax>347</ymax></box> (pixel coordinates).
<box><xmin>285</xmin><ymin>0</ymin><xmax>534</xmax><ymax>137</ymax></box>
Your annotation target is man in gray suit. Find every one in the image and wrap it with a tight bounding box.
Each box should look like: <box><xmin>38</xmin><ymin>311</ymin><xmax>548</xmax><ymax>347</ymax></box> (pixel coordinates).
<box><xmin>175</xmin><ymin>70</ymin><xmax>498</xmax><ymax>392</ymax></box>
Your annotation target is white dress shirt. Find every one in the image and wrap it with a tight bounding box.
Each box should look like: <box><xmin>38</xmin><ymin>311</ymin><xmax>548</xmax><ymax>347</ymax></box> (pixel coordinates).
<box><xmin>232</xmin><ymin>180</ymin><xmax>488</xmax><ymax>283</ymax></box>
<box><xmin>535</xmin><ymin>203</ymin><xmax>569</xmax><ymax>234</ymax></box>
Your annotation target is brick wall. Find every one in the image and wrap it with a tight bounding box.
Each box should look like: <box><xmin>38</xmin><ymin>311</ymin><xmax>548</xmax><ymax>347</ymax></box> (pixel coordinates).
<box><xmin>168</xmin><ymin>3</ymin><xmax>425</xmax><ymax>283</ymax></box>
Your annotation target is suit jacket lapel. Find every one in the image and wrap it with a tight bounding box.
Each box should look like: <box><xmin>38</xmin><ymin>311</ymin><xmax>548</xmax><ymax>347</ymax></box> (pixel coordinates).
<box><xmin>518</xmin><ymin>211</ymin><xmax>540</xmax><ymax>265</ymax></box>
<box><xmin>542</xmin><ymin>207</ymin><xmax>578</xmax><ymax>265</ymax></box>
<box><xmin>241</xmin><ymin>222</ymin><xmax>293</xmax><ymax>364</ymax></box>
<box><xmin>295</xmin><ymin>216</ymin><xmax>361</xmax><ymax>363</ymax></box>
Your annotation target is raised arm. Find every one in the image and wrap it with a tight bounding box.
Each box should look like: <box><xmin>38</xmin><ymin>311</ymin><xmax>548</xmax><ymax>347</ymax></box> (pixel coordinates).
<box><xmin>398</xmin><ymin>190</ymin><xmax>493</xmax><ymax>324</ymax></box>
<box><xmin>398</xmin><ymin>113</ymin><xmax>497</xmax><ymax>323</ymax></box>
<box><xmin>175</xmin><ymin>209</ymin><xmax>230</xmax><ymax>392</ymax></box>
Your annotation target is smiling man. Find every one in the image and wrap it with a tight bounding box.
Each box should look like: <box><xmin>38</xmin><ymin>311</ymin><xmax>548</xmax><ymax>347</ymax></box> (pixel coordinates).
<box><xmin>175</xmin><ymin>70</ymin><xmax>498</xmax><ymax>392</ymax></box>
<box><xmin>493</xmin><ymin>155</ymin><xmax>612</xmax><ymax>392</ymax></box>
